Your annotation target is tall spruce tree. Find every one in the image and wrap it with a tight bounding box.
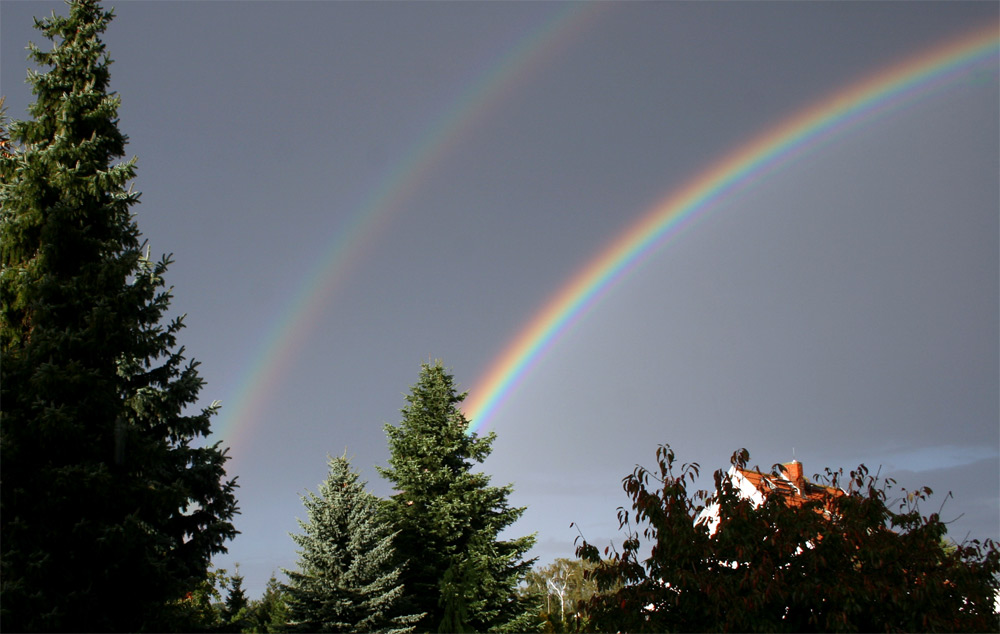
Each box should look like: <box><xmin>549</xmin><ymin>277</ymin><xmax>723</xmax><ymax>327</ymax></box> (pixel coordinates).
<box><xmin>0</xmin><ymin>2</ymin><xmax>238</xmax><ymax>630</ymax></box>
<box><xmin>378</xmin><ymin>362</ymin><xmax>536</xmax><ymax>633</ymax></box>
<box><xmin>284</xmin><ymin>454</ymin><xmax>421</xmax><ymax>633</ymax></box>
<box><xmin>222</xmin><ymin>567</ymin><xmax>252</xmax><ymax>633</ymax></box>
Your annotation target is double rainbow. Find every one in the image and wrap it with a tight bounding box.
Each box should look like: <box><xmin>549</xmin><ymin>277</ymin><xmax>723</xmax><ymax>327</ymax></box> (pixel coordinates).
<box><xmin>212</xmin><ymin>3</ymin><xmax>605</xmax><ymax>448</ymax></box>
<box><xmin>463</xmin><ymin>23</ymin><xmax>999</xmax><ymax>434</ymax></box>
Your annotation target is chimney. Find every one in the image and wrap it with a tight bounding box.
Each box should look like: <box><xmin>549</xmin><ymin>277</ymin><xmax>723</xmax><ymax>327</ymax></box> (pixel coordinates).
<box><xmin>783</xmin><ymin>460</ymin><xmax>805</xmax><ymax>492</ymax></box>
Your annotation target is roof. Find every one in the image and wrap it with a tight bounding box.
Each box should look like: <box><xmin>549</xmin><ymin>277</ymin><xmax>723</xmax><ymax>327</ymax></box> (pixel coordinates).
<box><xmin>732</xmin><ymin>461</ymin><xmax>844</xmax><ymax>517</ymax></box>
<box><xmin>698</xmin><ymin>460</ymin><xmax>845</xmax><ymax>534</ymax></box>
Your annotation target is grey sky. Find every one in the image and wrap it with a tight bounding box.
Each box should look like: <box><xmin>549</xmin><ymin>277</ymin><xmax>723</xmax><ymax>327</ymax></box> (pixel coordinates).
<box><xmin>2</xmin><ymin>1</ymin><xmax>997</xmax><ymax>599</ymax></box>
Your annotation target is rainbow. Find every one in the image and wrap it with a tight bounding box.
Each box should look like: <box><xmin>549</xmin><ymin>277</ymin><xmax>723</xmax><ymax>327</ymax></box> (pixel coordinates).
<box><xmin>211</xmin><ymin>3</ymin><xmax>606</xmax><ymax>451</ymax></box>
<box><xmin>463</xmin><ymin>23</ymin><xmax>999</xmax><ymax>434</ymax></box>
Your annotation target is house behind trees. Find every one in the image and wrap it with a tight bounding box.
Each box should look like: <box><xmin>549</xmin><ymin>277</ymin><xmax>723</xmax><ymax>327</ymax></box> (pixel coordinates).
<box><xmin>698</xmin><ymin>459</ymin><xmax>843</xmax><ymax>534</ymax></box>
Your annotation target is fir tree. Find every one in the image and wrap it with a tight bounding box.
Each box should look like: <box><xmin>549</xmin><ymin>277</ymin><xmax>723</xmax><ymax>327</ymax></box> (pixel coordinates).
<box><xmin>223</xmin><ymin>567</ymin><xmax>252</xmax><ymax>633</ymax></box>
<box><xmin>0</xmin><ymin>2</ymin><xmax>238</xmax><ymax>630</ymax></box>
<box><xmin>246</xmin><ymin>575</ymin><xmax>290</xmax><ymax>633</ymax></box>
<box><xmin>284</xmin><ymin>454</ymin><xmax>421</xmax><ymax>633</ymax></box>
<box><xmin>378</xmin><ymin>362</ymin><xmax>537</xmax><ymax>633</ymax></box>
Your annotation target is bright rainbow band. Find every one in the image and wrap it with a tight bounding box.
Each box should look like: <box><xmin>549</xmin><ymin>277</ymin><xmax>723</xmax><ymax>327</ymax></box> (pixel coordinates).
<box><xmin>464</xmin><ymin>24</ymin><xmax>999</xmax><ymax>434</ymax></box>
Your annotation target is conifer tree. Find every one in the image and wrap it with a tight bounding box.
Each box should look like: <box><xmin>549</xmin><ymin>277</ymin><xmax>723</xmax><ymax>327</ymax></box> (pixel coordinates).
<box><xmin>378</xmin><ymin>362</ymin><xmax>537</xmax><ymax>633</ymax></box>
<box><xmin>246</xmin><ymin>574</ymin><xmax>290</xmax><ymax>633</ymax></box>
<box><xmin>223</xmin><ymin>567</ymin><xmax>252</xmax><ymax>633</ymax></box>
<box><xmin>0</xmin><ymin>2</ymin><xmax>238</xmax><ymax>630</ymax></box>
<box><xmin>284</xmin><ymin>454</ymin><xmax>421</xmax><ymax>633</ymax></box>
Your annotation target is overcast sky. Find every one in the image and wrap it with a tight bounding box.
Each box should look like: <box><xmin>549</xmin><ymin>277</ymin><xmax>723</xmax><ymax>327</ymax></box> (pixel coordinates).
<box><xmin>3</xmin><ymin>1</ymin><xmax>997</xmax><ymax>599</ymax></box>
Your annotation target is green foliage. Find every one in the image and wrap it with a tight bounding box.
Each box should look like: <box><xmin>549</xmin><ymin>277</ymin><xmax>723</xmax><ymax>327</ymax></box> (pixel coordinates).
<box><xmin>0</xmin><ymin>96</ymin><xmax>11</xmax><ymax>158</ymax></box>
<box><xmin>521</xmin><ymin>559</ymin><xmax>604</xmax><ymax>632</ymax></box>
<box><xmin>168</xmin><ymin>566</ymin><xmax>281</xmax><ymax>633</ymax></box>
<box><xmin>284</xmin><ymin>454</ymin><xmax>421</xmax><ymax>633</ymax></box>
<box><xmin>0</xmin><ymin>1</ymin><xmax>238</xmax><ymax>630</ymax></box>
<box><xmin>223</xmin><ymin>567</ymin><xmax>253</xmax><ymax>633</ymax></box>
<box><xmin>244</xmin><ymin>575</ymin><xmax>290</xmax><ymax>633</ymax></box>
<box><xmin>167</xmin><ymin>565</ymin><xmax>234</xmax><ymax>632</ymax></box>
<box><xmin>166</xmin><ymin>565</ymin><xmax>262</xmax><ymax>632</ymax></box>
<box><xmin>576</xmin><ymin>444</ymin><xmax>1000</xmax><ymax>633</ymax></box>
<box><xmin>377</xmin><ymin>361</ymin><xmax>537</xmax><ymax>632</ymax></box>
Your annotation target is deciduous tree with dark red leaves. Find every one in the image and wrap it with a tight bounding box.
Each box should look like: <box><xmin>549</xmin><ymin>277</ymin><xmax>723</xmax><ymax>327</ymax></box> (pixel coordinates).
<box><xmin>576</xmin><ymin>445</ymin><xmax>999</xmax><ymax>633</ymax></box>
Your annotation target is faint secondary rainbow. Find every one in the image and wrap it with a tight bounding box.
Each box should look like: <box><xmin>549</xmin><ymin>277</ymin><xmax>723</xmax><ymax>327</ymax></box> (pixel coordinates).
<box><xmin>463</xmin><ymin>24</ymin><xmax>999</xmax><ymax>434</ymax></box>
<box><xmin>211</xmin><ymin>3</ymin><xmax>607</xmax><ymax>452</ymax></box>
